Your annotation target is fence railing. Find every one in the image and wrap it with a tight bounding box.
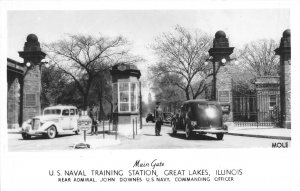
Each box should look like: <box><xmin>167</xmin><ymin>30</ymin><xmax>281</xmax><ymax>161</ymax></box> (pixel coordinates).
<box><xmin>232</xmin><ymin>91</ymin><xmax>280</xmax><ymax>127</ymax></box>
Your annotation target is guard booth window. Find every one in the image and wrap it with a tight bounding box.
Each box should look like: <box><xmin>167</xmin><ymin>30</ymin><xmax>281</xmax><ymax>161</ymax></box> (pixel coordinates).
<box><xmin>113</xmin><ymin>82</ymin><xmax>138</xmax><ymax>113</ymax></box>
<box><xmin>119</xmin><ymin>82</ymin><xmax>129</xmax><ymax>112</ymax></box>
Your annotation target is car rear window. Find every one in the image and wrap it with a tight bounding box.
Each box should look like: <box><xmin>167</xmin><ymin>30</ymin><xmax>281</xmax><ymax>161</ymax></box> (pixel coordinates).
<box><xmin>193</xmin><ymin>104</ymin><xmax>222</xmax><ymax>115</ymax></box>
<box><xmin>197</xmin><ymin>104</ymin><xmax>219</xmax><ymax>110</ymax></box>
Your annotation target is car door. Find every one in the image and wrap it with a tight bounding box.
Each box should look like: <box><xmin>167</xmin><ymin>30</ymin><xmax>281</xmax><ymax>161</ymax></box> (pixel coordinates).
<box><xmin>70</xmin><ymin>108</ymin><xmax>80</xmax><ymax>129</ymax></box>
<box><xmin>179</xmin><ymin>104</ymin><xmax>186</xmax><ymax>130</ymax></box>
<box><xmin>61</xmin><ymin>109</ymin><xmax>71</xmax><ymax>130</ymax></box>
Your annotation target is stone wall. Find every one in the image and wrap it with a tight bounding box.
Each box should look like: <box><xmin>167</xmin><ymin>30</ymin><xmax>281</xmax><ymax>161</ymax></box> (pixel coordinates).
<box><xmin>7</xmin><ymin>78</ymin><xmax>20</xmax><ymax>129</ymax></box>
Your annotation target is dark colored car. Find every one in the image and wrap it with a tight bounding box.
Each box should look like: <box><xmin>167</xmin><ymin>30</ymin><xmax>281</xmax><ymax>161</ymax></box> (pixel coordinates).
<box><xmin>146</xmin><ymin>113</ymin><xmax>155</xmax><ymax>123</ymax></box>
<box><xmin>172</xmin><ymin>99</ymin><xmax>228</xmax><ymax>140</ymax></box>
<box><xmin>162</xmin><ymin>112</ymin><xmax>173</xmax><ymax>124</ymax></box>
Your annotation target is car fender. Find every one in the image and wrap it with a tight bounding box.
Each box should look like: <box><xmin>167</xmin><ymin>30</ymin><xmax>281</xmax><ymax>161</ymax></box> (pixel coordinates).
<box><xmin>21</xmin><ymin>122</ymin><xmax>31</xmax><ymax>131</ymax></box>
<box><xmin>21</xmin><ymin>119</ymin><xmax>31</xmax><ymax>130</ymax></box>
<box><xmin>223</xmin><ymin>124</ymin><xmax>228</xmax><ymax>130</ymax></box>
<box><xmin>41</xmin><ymin>122</ymin><xmax>62</xmax><ymax>132</ymax></box>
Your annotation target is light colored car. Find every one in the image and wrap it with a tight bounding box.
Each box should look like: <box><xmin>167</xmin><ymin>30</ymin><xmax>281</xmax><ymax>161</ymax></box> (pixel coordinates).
<box><xmin>21</xmin><ymin>105</ymin><xmax>80</xmax><ymax>139</ymax></box>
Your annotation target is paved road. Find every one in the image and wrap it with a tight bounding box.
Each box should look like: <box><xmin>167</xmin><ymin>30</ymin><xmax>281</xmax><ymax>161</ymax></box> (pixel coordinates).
<box><xmin>7</xmin><ymin>123</ymin><xmax>290</xmax><ymax>151</ymax></box>
<box><xmin>106</xmin><ymin>123</ymin><xmax>291</xmax><ymax>149</ymax></box>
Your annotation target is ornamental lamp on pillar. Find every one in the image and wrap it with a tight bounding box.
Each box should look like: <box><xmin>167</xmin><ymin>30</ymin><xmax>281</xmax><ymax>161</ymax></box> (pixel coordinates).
<box><xmin>207</xmin><ymin>31</ymin><xmax>234</xmax><ymax>101</ymax></box>
<box><xmin>19</xmin><ymin>34</ymin><xmax>46</xmax><ymax>67</ymax></box>
<box><xmin>110</xmin><ymin>63</ymin><xmax>141</xmax><ymax>138</ymax></box>
<box><xmin>18</xmin><ymin>34</ymin><xmax>46</xmax><ymax>126</ymax></box>
<box><xmin>275</xmin><ymin>29</ymin><xmax>291</xmax><ymax>129</ymax></box>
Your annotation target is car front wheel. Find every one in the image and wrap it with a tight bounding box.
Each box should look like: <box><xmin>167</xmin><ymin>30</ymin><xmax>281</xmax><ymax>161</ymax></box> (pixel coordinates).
<box><xmin>21</xmin><ymin>133</ymin><xmax>31</xmax><ymax>140</ymax></box>
<box><xmin>47</xmin><ymin>126</ymin><xmax>57</xmax><ymax>139</ymax></box>
<box><xmin>216</xmin><ymin>133</ymin><xmax>224</xmax><ymax>140</ymax></box>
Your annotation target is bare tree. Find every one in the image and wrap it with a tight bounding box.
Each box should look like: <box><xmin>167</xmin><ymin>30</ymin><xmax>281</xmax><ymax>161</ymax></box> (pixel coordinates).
<box><xmin>228</xmin><ymin>39</ymin><xmax>280</xmax><ymax>95</ymax></box>
<box><xmin>151</xmin><ymin>73</ymin><xmax>185</xmax><ymax>112</ymax></box>
<box><xmin>150</xmin><ymin>25</ymin><xmax>213</xmax><ymax>100</ymax></box>
<box><xmin>237</xmin><ymin>39</ymin><xmax>279</xmax><ymax>77</ymax></box>
<box><xmin>41</xmin><ymin>65</ymin><xmax>69</xmax><ymax>108</ymax></box>
<box><xmin>44</xmin><ymin>34</ymin><xmax>141</xmax><ymax>109</ymax></box>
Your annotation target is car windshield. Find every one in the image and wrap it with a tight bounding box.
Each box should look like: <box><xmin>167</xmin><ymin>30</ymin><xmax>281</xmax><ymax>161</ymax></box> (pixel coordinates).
<box><xmin>44</xmin><ymin>109</ymin><xmax>61</xmax><ymax>115</ymax></box>
<box><xmin>163</xmin><ymin>113</ymin><xmax>172</xmax><ymax>118</ymax></box>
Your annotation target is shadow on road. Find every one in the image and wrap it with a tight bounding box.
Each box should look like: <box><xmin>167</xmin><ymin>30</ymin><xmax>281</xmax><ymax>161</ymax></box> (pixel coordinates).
<box><xmin>18</xmin><ymin>134</ymin><xmax>78</xmax><ymax>141</ymax></box>
<box><xmin>143</xmin><ymin>133</ymin><xmax>161</xmax><ymax>136</ymax></box>
<box><xmin>167</xmin><ymin>133</ymin><xmax>218</xmax><ymax>141</ymax></box>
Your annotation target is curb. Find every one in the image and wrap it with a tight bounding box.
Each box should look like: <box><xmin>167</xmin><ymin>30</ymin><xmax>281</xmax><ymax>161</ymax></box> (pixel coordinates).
<box><xmin>227</xmin><ymin>132</ymin><xmax>291</xmax><ymax>140</ymax></box>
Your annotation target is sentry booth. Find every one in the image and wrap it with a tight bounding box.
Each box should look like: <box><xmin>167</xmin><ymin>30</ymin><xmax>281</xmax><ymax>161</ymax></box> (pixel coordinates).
<box><xmin>110</xmin><ymin>63</ymin><xmax>141</xmax><ymax>137</ymax></box>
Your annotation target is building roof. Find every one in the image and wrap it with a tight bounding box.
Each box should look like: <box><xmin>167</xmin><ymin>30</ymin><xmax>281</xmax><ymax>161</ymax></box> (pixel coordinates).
<box><xmin>7</xmin><ymin>58</ymin><xmax>25</xmax><ymax>76</ymax></box>
<box><xmin>255</xmin><ymin>76</ymin><xmax>279</xmax><ymax>84</ymax></box>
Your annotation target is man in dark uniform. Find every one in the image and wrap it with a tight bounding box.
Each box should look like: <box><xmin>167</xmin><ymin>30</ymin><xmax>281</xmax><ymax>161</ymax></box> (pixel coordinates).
<box><xmin>88</xmin><ymin>105</ymin><xmax>98</xmax><ymax>135</ymax></box>
<box><xmin>154</xmin><ymin>102</ymin><xmax>163</xmax><ymax>136</ymax></box>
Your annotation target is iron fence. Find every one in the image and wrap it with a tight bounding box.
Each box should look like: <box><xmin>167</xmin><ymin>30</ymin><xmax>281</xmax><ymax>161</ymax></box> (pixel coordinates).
<box><xmin>232</xmin><ymin>89</ymin><xmax>280</xmax><ymax>127</ymax></box>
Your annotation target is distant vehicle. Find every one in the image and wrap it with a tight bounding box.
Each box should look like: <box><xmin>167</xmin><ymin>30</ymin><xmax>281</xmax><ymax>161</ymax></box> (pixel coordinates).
<box><xmin>162</xmin><ymin>112</ymin><xmax>173</xmax><ymax>124</ymax></box>
<box><xmin>146</xmin><ymin>113</ymin><xmax>155</xmax><ymax>123</ymax></box>
<box><xmin>172</xmin><ymin>99</ymin><xmax>228</xmax><ymax>140</ymax></box>
<box><xmin>21</xmin><ymin>105</ymin><xmax>80</xmax><ymax>139</ymax></box>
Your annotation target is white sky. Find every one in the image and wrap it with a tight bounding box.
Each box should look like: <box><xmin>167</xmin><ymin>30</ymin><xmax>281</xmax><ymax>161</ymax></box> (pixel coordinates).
<box><xmin>7</xmin><ymin>10</ymin><xmax>290</xmax><ymax>102</ymax></box>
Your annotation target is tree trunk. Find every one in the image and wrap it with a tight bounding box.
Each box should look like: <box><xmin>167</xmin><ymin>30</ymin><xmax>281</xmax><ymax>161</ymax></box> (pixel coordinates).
<box><xmin>98</xmin><ymin>79</ymin><xmax>105</xmax><ymax>121</ymax></box>
<box><xmin>110</xmin><ymin>102</ymin><xmax>113</xmax><ymax>122</ymax></box>
<box><xmin>99</xmin><ymin>94</ymin><xmax>105</xmax><ymax>121</ymax></box>
<box><xmin>83</xmin><ymin>93</ymin><xmax>88</xmax><ymax>110</ymax></box>
<box><xmin>185</xmin><ymin>89</ymin><xmax>190</xmax><ymax>100</ymax></box>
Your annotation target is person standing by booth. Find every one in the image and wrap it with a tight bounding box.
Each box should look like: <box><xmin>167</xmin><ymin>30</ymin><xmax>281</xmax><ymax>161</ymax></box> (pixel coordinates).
<box><xmin>89</xmin><ymin>105</ymin><xmax>98</xmax><ymax>135</ymax></box>
<box><xmin>154</xmin><ymin>102</ymin><xmax>163</xmax><ymax>136</ymax></box>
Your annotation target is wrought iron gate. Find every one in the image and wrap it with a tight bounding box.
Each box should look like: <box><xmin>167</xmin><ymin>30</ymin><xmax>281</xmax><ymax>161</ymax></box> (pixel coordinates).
<box><xmin>232</xmin><ymin>88</ymin><xmax>280</xmax><ymax>127</ymax></box>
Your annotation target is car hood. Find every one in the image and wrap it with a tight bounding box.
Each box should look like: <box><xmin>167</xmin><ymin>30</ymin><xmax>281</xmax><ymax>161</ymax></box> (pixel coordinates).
<box><xmin>33</xmin><ymin>115</ymin><xmax>61</xmax><ymax>122</ymax></box>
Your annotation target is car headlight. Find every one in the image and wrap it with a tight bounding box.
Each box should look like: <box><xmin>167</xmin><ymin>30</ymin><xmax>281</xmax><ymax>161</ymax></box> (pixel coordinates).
<box><xmin>191</xmin><ymin>121</ymin><xmax>197</xmax><ymax>126</ymax></box>
<box><xmin>22</xmin><ymin>119</ymin><xmax>32</xmax><ymax>128</ymax></box>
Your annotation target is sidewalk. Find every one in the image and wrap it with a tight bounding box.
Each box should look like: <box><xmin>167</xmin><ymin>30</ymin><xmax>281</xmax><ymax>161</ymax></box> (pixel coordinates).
<box><xmin>7</xmin><ymin>127</ymin><xmax>121</xmax><ymax>150</ymax></box>
<box><xmin>226</xmin><ymin>123</ymin><xmax>291</xmax><ymax>140</ymax></box>
<box><xmin>73</xmin><ymin>133</ymin><xmax>121</xmax><ymax>149</ymax></box>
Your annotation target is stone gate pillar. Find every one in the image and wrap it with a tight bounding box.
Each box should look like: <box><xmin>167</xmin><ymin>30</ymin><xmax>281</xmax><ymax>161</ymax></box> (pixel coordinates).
<box><xmin>216</xmin><ymin>65</ymin><xmax>233</xmax><ymax>122</ymax></box>
<box><xmin>275</xmin><ymin>29</ymin><xmax>291</xmax><ymax>129</ymax></box>
<box><xmin>209</xmin><ymin>31</ymin><xmax>234</xmax><ymax>122</ymax></box>
<box><xmin>18</xmin><ymin>34</ymin><xmax>46</xmax><ymax>123</ymax></box>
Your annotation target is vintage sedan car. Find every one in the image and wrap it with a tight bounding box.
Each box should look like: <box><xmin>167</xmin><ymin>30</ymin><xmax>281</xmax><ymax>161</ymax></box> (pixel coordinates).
<box><xmin>21</xmin><ymin>105</ymin><xmax>80</xmax><ymax>139</ymax></box>
<box><xmin>162</xmin><ymin>112</ymin><xmax>173</xmax><ymax>124</ymax></box>
<box><xmin>172</xmin><ymin>99</ymin><xmax>228</xmax><ymax>140</ymax></box>
<box><xmin>146</xmin><ymin>113</ymin><xmax>155</xmax><ymax>123</ymax></box>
